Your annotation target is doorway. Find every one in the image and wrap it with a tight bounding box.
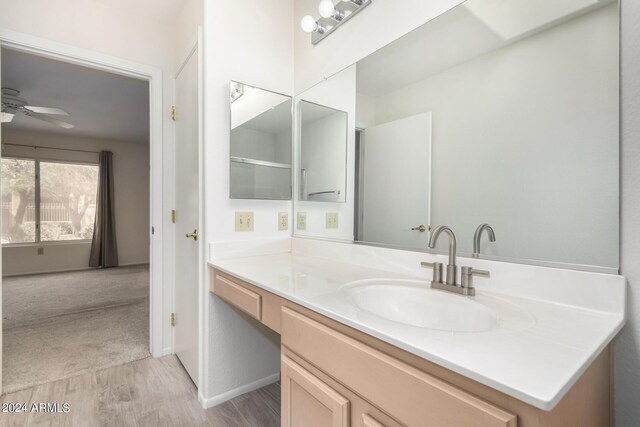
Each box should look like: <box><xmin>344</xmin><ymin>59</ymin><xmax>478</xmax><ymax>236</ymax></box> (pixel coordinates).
<box><xmin>0</xmin><ymin>31</ymin><xmax>165</xmax><ymax>394</ymax></box>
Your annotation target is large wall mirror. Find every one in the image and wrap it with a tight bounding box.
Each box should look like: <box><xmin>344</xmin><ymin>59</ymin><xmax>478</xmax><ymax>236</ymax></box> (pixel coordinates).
<box><xmin>293</xmin><ymin>0</ymin><xmax>619</xmax><ymax>271</ymax></box>
<box><xmin>230</xmin><ymin>81</ymin><xmax>292</xmax><ymax>200</ymax></box>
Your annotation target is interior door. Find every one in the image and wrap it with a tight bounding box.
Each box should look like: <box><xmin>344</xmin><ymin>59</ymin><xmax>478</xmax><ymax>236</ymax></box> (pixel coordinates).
<box><xmin>358</xmin><ymin>113</ymin><xmax>432</xmax><ymax>250</ymax></box>
<box><xmin>174</xmin><ymin>47</ymin><xmax>200</xmax><ymax>386</ymax></box>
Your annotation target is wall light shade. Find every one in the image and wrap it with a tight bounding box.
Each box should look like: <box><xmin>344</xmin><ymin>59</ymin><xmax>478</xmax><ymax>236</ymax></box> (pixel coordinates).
<box><xmin>301</xmin><ymin>15</ymin><xmax>318</xmax><ymax>33</ymax></box>
<box><xmin>319</xmin><ymin>0</ymin><xmax>336</xmax><ymax>18</ymax></box>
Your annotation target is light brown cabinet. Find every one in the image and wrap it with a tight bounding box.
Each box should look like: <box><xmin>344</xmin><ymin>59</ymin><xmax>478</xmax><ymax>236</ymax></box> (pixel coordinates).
<box><xmin>211</xmin><ymin>268</ymin><xmax>613</xmax><ymax>427</ymax></box>
<box><xmin>281</xmin><ymin>355</ymin><xmax>350</xmax><ymax>427</ymax></box>
<box><xmin>281</xmin><ymin>307</ymin><xmax>516</xmax><ymax>427</ymax></box>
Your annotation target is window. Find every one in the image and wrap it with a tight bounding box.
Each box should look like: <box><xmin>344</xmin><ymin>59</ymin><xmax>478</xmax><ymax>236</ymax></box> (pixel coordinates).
<box><xmin>1</xmin><ymin>158</ymin><xmax>99</xmax><ymax>244</ymax></box>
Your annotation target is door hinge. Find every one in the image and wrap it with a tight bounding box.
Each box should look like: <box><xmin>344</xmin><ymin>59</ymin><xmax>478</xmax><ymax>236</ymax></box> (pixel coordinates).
<box><xmin>171</xmin><ymin>106</ymin><xmax>177</xmax><ymax>121</ymax></box>
<box><xmin>171</xmin><ymin>210</ymin><xmax>176</xmax><ymax>223</ymax></box>
<box><xmin>171</xmin><ymin>312</ymin><xmax>176</xmax><ymax>327</ymax></box>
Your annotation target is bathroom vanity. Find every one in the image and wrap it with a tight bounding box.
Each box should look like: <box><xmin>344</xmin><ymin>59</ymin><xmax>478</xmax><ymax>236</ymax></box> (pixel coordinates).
<box><xmin>216</xmin><ymin>0</ymin><xmax>624</xmax><ymax>425</ymax></box>
<box><xmin>208</xmin><ymin>239</ymin><xmax>625</xmax><ymax>427</ymax></box>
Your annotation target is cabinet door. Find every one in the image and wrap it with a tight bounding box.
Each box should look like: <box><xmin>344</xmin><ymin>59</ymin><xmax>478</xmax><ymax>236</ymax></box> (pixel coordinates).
<box><xmin>282</xmin><ymin>355</ymin><xmax>350</xmax><ymax>427</ymax></box>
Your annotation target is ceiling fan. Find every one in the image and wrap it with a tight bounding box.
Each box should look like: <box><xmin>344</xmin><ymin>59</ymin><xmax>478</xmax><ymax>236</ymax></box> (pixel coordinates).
<box><xmin>1</xmin><ymin>87</ymin><xmax>74</xmax><ymax>129</ymax></box>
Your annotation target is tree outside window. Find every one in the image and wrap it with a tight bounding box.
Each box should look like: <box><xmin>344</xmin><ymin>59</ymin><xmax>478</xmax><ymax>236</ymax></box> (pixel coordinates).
<box><xmin>1</xmin><ymin>158</ymin><xmax>99</xmax><ymax>244</ymax></box>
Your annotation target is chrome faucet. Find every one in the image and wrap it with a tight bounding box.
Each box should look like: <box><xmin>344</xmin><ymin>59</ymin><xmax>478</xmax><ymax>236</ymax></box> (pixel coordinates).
<box><xmin>473</xmin><ymin>223</ymin><xmax>496</xmax><ymax>258</ymax></box>
<box><xmin>421</xmin><ymin>225</ymin><xmax>490</xmax><ymax>296</ymax></box>
<box><xmin>428</xmin><ymin>225</ymin><xmax>457</xmax><ymax>285</ymax></box>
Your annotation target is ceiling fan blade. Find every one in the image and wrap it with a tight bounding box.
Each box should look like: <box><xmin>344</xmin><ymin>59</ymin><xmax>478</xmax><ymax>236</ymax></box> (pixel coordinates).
<box><xmin>24</xmin><ymin>106</ymin><xmax>70</xmax><ymax>116</ymax></box>
<box><xmin>24</xmin><ymin>111</ymin><xmax>74</xmax><ymax>129</ymax></box>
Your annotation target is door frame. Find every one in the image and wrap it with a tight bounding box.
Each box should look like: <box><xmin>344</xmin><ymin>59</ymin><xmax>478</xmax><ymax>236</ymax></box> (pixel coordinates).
<box><xmin>0</xmin><ymin>28</ymin><xmax>166</xmax><ymax>392</ymax></box>
<box><xmin>172</xmin><ymin>27</ymin><xmax>205</xmax><ymax>393</ymax></box>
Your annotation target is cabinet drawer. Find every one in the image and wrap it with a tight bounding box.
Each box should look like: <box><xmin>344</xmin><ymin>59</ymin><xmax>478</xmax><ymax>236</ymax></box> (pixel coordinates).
<box><xmin>212</xmin><ymin>273</ymin><xmax>261</xmax><ymax>320</ymax></box>
<box><xmin>281</xmin><ymin>307</ymin><xmax>517</xmax><ymax>427</ymax></box>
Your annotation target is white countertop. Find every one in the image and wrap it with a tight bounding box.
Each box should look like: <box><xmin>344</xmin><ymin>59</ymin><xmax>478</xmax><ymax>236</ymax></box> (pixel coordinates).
<box><xmin>209</xmin><ymin>247</ymin><xmax>625</xmax><ymax>411</ymax></box>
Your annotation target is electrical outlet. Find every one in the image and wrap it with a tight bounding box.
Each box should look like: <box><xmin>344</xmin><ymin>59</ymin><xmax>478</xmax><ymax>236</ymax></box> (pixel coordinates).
<box><xmin>297</xmin><ymin>212</ymin><xmax>307</xmax><ymax>230</ymax></box>
<box><xmin>235</xmin><ymin>211</ymin><xmax>254</xmax><ymax>232</ymax></box>
<box><xmin>37</xmin><ymin>247</ymin><xmax>44</xmax><ymax>255</ymax></box>
<box><xmin>326</xmin><ymin>212</ymin><xmax>339</xmax><ymax>229</ymax></box>
<box><xmin>278</xmin><ymin>212</ymin><xmax>289</xmax><ymax>231</ymax></box>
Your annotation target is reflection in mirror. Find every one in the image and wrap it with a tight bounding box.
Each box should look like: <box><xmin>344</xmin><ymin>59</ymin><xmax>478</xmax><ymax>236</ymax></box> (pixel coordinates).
<box><xmin>293</xmin><ymin>0</ymin><xmax>619</xmax><ymax>270</ymax></box>
<box><xmin>229</xmin><ymin>81</ymin><xmax>292</xmax><ymax>200</ymax></box>
<box><xmin>295</xmin><ymin>65</ymin><xmax>355</xmax><ymax>241</ymax></box>
<box><xmin>355</xmin><ymin>113</ymin><xmax>432</xmax><ymax>251</ymax></box>
<box><xmin>299</xmin><ymin>101</ymin><xmax>347</xmax><ymax>203</ymax></box>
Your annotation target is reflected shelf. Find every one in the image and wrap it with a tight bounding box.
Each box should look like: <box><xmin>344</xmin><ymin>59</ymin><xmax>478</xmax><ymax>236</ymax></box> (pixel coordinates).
<box><xmin>230</xmin><ymin>156</ymin><xmax>291</xmax><ymax>170</ymax></box>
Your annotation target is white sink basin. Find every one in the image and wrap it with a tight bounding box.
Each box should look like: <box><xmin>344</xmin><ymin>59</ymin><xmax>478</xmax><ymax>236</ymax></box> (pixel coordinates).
<box><xmin>340</xmin><ymin>279</ymin><xmax>499</xmax><ymax>332</ymax></box>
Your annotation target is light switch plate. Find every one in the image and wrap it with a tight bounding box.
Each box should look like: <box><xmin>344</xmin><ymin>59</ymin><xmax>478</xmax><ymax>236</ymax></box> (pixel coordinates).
<box><xmin>297</xmin><ymin>212</ymin><xmax>307</xmax><ymax>230</ymax></box>
<box><xmin>278</xmin><ymin>212</ymin><xmax>289</xmax><ymax>231</ymax></box>
<box><xmin>235</xmin><ymin>211</ymin><xmax>254</xmax><ymax>232</ymax></box>
<box><xmin>326</xmin><ymin>212</ymin><xmax>339</xmax><ymax>229</ymax></box>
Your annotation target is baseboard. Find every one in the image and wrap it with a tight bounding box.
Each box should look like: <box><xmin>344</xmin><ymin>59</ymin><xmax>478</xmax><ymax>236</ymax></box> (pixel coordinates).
<box><xmin>2</xmin><ymin>266</ymin><xmax>95</xmax><ymax>277</ymax></box>
<box><xmin>199</xmin><ymin>372</ymin><xmax>280</xmax><ymax>409</ymax></box>
<box><xmin>2</xmin><ymin>261</ymin><xmax>150</xmax><ymax>277</ymax></box>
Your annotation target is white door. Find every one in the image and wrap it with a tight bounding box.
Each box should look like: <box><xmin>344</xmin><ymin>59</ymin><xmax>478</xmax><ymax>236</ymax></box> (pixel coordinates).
<box><xmin>174</xmin><ymin>47</ymin><xmax>200</xmax><ymax>386</ymax></box>
<box><xmin>359</xmin><ymin>113</ymin><xmax>432</xmax><ymax>250</ymax></box>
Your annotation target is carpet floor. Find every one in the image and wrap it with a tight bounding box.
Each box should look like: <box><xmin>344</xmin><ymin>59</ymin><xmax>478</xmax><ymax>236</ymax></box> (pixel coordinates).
<box><xmin>2</xmin><ymin>265</ymin><xmax>150</xmax><ymax>394</ymax></box>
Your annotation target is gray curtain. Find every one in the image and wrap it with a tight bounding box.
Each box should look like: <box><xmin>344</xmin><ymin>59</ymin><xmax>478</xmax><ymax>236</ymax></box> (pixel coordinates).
<box><xmin>89</xmin><ymin>151</ymin><xmax>118</xmax><ymax>268</ymax></box>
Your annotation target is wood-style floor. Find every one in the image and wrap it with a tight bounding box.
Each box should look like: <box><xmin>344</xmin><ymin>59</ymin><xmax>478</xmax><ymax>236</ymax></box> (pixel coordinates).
<box><xmin>0</xmin><ymin>355</ymin><xmax>280</xmax><ymax>427</ymax></box>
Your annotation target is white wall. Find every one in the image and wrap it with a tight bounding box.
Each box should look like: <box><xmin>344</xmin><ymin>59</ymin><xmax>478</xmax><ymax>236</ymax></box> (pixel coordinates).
<box><xmin>617</xmin><ymin>0</ymin><xmax>640</xmax><ymax>425</ymax></box>
<box><xmin>367</xmin><ymin>5</ymin><xmax>618</xmax><ymax>267</ymax></box>
<box><xmin>175</xmin><ymin>0</ymin><xmax>203</xmax><ymax>70</ymax></box>
<box><xmin>0</xmin><ymin>0</ymin><xmax>202</xmax><ymax>361</ymax></box>
<box><xmin>203</xmin><ymin>0</ymin><xmax>293</xmax><ymax>403</ymax></box>
<box><xmin>2</xmin><ymin>129</ymin><xmax>150</xmax><ymax>276</ymax></box>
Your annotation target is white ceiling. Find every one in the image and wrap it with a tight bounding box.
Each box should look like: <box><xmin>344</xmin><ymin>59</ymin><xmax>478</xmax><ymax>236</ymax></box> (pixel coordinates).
<box><xmin>1</xmin><ymin>48</ymin><xmax>150</xmax><ymax>144</ymax></box>
<box><xmin>92</xmin><ymin>0</ymin><xmax>186</xmax><ymax>25</ymax></box>
<box><xmin>356</xmin><ymin>0</ymin><xmax>614</xmax><ymax>97</ymax></box>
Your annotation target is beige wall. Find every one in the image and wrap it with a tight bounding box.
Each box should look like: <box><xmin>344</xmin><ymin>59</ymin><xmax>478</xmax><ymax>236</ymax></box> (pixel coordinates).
<box><xmin>2</xmin><ymin>129</ymin><xmax>150</xmax><ymax>276</ymax></box>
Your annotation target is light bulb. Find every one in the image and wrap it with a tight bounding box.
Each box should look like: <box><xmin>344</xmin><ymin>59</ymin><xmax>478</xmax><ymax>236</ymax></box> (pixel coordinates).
<box><xmin>318</xmin><ymin>0</ymin><xmax>336</xmax><ymax>18</ymax></box>
<box><xmin>301</xmin><ymin>15</ymin><xmax>318</xmax><ymax>33</ymax></box>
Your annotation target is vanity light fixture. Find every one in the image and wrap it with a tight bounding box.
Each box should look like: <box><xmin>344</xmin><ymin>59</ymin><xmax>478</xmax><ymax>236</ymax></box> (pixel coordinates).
<box><xmin>301</xmin><ymin>15</ymin><xmax>327</xmax><ymax>34</ymax></box>
<box><xmin>319</xmin><ymin>0</ymin><xmax>345</xmax><ymax>21</ymax></box>
<box><xmin>301</xmin><ymin>0</ymin><xmax>372</xmax><ymax>45</ymax></box>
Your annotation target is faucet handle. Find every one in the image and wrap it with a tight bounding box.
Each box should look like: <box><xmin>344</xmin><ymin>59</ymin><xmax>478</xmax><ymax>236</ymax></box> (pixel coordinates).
<box><xmin>421</xmin><ymin>261</ymin><xmax>443</xmax><ymax>283</ymax></box>
<box><xmin>460</xmin><ymin>266</ymin><xmax>490</xmax><ymax>289</ymax></box>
